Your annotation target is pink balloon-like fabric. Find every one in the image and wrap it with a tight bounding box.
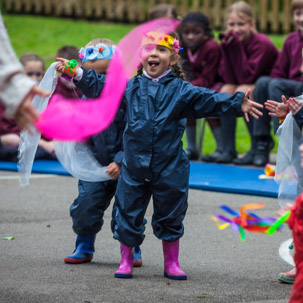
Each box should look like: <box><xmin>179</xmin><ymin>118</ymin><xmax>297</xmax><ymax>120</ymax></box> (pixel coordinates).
<box><xmin>36</xmin><ymin>18</ymin><xmax>180</xmax><ymax>141</ymax></box>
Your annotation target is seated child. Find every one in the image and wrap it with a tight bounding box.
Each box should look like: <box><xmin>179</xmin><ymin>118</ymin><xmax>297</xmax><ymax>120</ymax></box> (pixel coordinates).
<box><xmin>252</xmin><ymin>0</ymin><xmax>303</xmax><ymax>166</ymax></box>
<box><xmin>0</xmin><ymin>53</ymin><xmax>55</xmax><ymax>161</ymax></box>
<box><xmin>52</xmin><ymin>46</ymin><xmax>82</xmax><ymax>99</ymax></box>
<box><xmin>62</xmin><ymin>38</ymin><xmax>142</xmax><ymax>267</ymax></box>
<box><xmin>179</xmin><ymin>12</ymin><xmax>221</xmax><ymax>161</ymax></box>
<box><xmin>56</xmin><ymin>31</ymin><xmax>263</xmax><ymax>280</ymax></box>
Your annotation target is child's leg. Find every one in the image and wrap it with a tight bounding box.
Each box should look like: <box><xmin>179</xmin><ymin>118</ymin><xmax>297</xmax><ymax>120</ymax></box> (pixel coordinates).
<box><xmin>152</xmin><ymin>159</ymin><xmax>189</xmax><ymax>280</ymax></box>
<box><xmin>217</xmin><ymin>84</ymin><xmax>237</xmax><ymax>163</ymax></box>
<box><xmin>113</xmin><ymin>166</ymin><xmax>151</xmax><ymax>278</ymax></box>
<box><xmin>65</xmin><ymin>180</ymin><xmax>116</xmax><ymax>264</ymax></box>
<box><xmin>201</xmin><ymin>118</ymin><xmax>223</xmax><ymax>162</ymax></box>
<box><xmin>185</xmin><ymin>118</ymin><xmax>198</xmax><ymax>160</ymax></box>
<box><xmin>232</xmin><ymin>84</ymin><xmax>255</xmax><ymax>165</ymax></box>
<box><xmin>111</xmin><ymin>202</ymin><xmax>146</xmax><ymax>267</ymax></box>
<box><xmin>252</xmin><ymin>76</ymin><xmax>277</xmax><ymax>166</ymax></box>
<box><xmin>0</xmin><ymin>134</ymin><xmax>19</xmax><ymax>161</ymax></box>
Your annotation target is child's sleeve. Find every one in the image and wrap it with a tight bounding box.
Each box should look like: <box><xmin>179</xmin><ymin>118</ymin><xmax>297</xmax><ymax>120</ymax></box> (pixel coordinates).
<box><xmin>74</xmin><ymin>67</ymin><xmax>106</xmax><ymax>98</ymax></box>
<box><xmin>221</xmin><ymin>33</ymin><xmax>278</xmax><ymax>84</ymax></box>
<box><xmin>270</xmin><ymin>39</ymin><xmax>290</xmax><ymax>79</ymax></box>
<box><xmin>177</xmin><ymin>80</ymin><xmax>244</xmax><ymax>119</ymax></box>
<box><xmin>218</xmin><ymin>33</ymin><xmax>239</xmax><ymax>84</ymax></box>
<box><xmin>191</xmin><ymin>42</ymin><xmax>221</xmax><ymax>88</ymax></box>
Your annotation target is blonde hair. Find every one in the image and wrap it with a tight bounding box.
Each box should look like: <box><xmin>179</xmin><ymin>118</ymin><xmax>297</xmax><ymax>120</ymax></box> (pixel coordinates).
<box><xmin>292</xmin><ymin>0</ymin><xmax>303</xmax><ymax>12</ymax></box>
<box><xmin>226</xmin><ymin>1</ymin><xmax>254</xmax><ymax>24</ymax></box>
<box><xmin>85</xmin><ymin>38</ymin><xmax>116</xmax><ymax>47</ymax></box>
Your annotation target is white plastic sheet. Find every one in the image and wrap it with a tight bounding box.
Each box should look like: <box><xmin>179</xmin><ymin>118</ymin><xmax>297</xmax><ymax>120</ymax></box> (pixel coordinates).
<box><xmin>275</xmin><ymin>102</ymin><xmax>303</xmax><ymax>207</ymax></box>
<box><xmin>18</xmin><ymin>62</ymin><xmax>58</xmax><ymax>186</ymax></box>
<box><xmin>54</xmin><ymin>141</ymin><xmax>111</xmax><ymax>182</ymax></box>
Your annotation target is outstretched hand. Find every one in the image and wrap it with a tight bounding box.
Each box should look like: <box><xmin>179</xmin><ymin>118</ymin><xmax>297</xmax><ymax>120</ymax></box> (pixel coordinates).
<box><xmin>55</xmin><ymin>57</ymin><xmax>68</xmax><ymax>74</ymax></box>
<box><xmin>15</xmin><ymin>85</ymin><xmax>50</xmax><ymax>132</ymax></box>
<box><xmin>265</xmin><ymin>95</ymin><xmax>289</xmax><ymax>119</ymax></box>
<box><xmin>288</xmin><ymin>97</ymin><xmax>303</xmax><ymax>115</ymax></box>
<box><xmin>241</xmin><ymin>89</ymin><xmax>263</xmax><ymax>122</ymax></box>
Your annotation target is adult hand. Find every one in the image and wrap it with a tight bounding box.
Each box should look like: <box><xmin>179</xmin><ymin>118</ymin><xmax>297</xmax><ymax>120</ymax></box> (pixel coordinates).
<box><xmin>14</xmin><ymin>85</ymin><xmax>49</xmax><ymax>132</ymax></box>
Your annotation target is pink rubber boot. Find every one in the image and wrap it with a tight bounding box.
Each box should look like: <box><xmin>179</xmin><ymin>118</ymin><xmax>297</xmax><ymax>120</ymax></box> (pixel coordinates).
<box><xmin>162</xmin><ymin>240</ymin><xmax>187</xmax><ymax>280</ymax></box>
<box><xmin>114</xmin><ymin>243</ymin><xmax>134</xmax><ymax>278</ymax></box>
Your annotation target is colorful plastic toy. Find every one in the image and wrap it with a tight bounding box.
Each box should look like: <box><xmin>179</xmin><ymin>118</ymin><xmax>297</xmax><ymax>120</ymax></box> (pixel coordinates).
<box><xmin>212</xmin><ymin>203</ymin><xmax>290</xmax><ymax>241</ymax></box>
<box><xmin>62</xmin><ymin>59</ymin><xmax>78</xmax><ymax>81</ymax></box>
<box><xmin>264</xmin><ymin>163</ymin><xmax>276</xmax><ymax>177</ymax></box>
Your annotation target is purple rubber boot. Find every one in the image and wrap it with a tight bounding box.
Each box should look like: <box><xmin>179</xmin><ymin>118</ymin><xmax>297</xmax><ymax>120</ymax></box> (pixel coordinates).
<box><xmin>162</xmin><ymin>240</ymin><xmax>187</xmax><ymax>280</ymax></box>
<box><xmin>114</xmin><ymin>243</ymin><xmax>134</xmax><ymax>278</ymax></box>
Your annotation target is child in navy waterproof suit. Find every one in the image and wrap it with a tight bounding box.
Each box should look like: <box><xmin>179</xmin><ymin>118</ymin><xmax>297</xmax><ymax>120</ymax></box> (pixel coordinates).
<box><xmin>63</xmin><ymin>38</ymin><xmax>142</xmax><ymax>267</ymax></box>
<box><xmin>57</xmin><ymin>31</ymin><xmax>263</xmax><ymax>279</ymax></box>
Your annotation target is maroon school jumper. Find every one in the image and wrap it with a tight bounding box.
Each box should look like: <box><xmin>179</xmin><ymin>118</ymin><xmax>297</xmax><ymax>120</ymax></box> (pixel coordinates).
<box><xmin>270</xmin><ymin>30</ymin><xmax>303</xmax><ymax>81</ymax></box>
<box><xmin>182</xmin><ymin>37</ymin><xmax>221</xmax><ymax>127</ymax></box>
<box><xmin>218</xmin><ymin>31</ymin><xmax>279</xmax><ymax>85</ymax></box>
<box><xmin>288</xmin><ymin>193</ymin><xmax>303</xmax><ymax>303</ymax></box>
<box><xmin>0</xmin><ymin>103</ymin><xmax>19</xmax><ymax>136</ymax></box>
<box><xmin>184</xmin><ymin>37</ymin><xmax>221</xmax><ymax>88</ymax></box>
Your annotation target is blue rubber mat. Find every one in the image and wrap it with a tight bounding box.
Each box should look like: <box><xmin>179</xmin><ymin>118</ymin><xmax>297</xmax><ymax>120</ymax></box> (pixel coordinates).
<box><xmin>0</xmin><ymin>160</ymin><xmax>278</xmax><ymax>197</ymax></box>
<box><xmin>189</xmin><ymin>162</ymin><xmax>278</xmax><ymax>198</ymax></box>
<box><xmin>0</xmin><ymin>160</ymin><xmax>71</xmax><ymax>176</ymax></box>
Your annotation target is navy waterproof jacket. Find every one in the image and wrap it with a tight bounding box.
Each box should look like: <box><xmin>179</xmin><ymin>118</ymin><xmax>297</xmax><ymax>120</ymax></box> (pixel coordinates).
<box><xmin>76</xmin><ymin>68</ymin><xmax>244</xmax><ymax>180</ymax></box>
<box><xmin>87</xmin><ymin>106</ymin><xmax>125</xmax><ymax>167</ymax></box>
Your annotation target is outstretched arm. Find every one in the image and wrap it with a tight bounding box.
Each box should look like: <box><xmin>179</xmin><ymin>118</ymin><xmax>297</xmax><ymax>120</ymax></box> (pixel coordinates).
<box><xmin>241</xmin><ymin>89</ymin><xmax>263</xmax><ymax>122</ymax></box>
<box><xmin>56</xmin><ymin>57</ymin><xmax>106</xmax><ymax>99</ymax></box>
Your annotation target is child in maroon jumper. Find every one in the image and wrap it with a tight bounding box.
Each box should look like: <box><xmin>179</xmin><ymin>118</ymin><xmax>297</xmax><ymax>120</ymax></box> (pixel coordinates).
<box><xmin>213</xmin><ymin>1</ymin><xmax>278</xmax><ymax>164</ymax></box>
<box><xmin>252</xmin><ymin>0</ymin><xmax>303</xmax><ymax>167</ymax></box>
<box><xmin>179</xmin><ymin>12</ymin><xmax>222</xmax><ymax>161</ymax></box>
<box><xmin>52</xmin><ymin>46</ymin><xmax>82</xmax><ymax>100</ymax></box>
<box><xmin>0</xmin><ymin>53</ymin><xmax>55</xmax><ymax>161</ymax></box>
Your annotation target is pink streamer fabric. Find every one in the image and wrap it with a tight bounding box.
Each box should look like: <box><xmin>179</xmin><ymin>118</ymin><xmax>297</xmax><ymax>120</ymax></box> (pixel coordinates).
<box><xmin>36</xmin><ymin>18</ymin><xmax>180</xmax><ymax>141</ymax></box>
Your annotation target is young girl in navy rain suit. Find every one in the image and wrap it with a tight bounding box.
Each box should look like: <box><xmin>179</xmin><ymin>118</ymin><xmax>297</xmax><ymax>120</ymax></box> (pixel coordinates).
<box><xmin>57</xmin><ymin>31</ymin><xmax>263</xmax><ymax>280</ymax></box>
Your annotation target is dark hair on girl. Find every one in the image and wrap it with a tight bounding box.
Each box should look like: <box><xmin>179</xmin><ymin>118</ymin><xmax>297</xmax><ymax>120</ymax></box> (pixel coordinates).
<box><xmin>180</xmin><ymin>12</ymin><xmax>213</xmax><ymax>38</ymax></box>
<box><xmin>136</xmin><ymin>31</ymin><xmax>186</xmax><ymax>80</ymax></box>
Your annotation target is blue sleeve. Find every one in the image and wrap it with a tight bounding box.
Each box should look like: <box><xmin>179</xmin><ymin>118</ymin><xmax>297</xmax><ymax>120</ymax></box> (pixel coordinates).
<box><xmin>176</xmin><ymin>80</ymin><xmax>244</xmax><ymax>119</ymax></box>
<box><xmin>293</xmin><ymin>107</ymin><xmax>303</xmax><ymax>129</ymax></box>
<box><xmin>74</xmin><ymin>67</ymin><xmax>106</xmax><ymax>98</ymax></box>
<box><xmin>113</xmin><ymin>151</ymin><xmax>124</xmax><ymax>165</ymax></box>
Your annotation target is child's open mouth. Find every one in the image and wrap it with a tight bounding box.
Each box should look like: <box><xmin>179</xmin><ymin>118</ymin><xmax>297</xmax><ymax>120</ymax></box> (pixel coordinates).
<box><xmin>148</xmin><ymin>61</ymin><xmax>159</xmax><ymax>68</ymax></box>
